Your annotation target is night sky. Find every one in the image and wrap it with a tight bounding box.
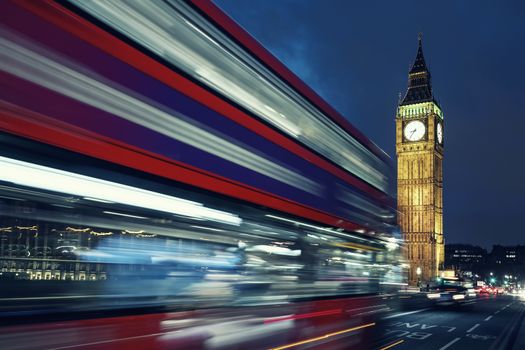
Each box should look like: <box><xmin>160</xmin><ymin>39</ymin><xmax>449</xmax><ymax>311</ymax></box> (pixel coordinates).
<box><xmin>215</xmin><ymin>0</ymin><xmax>525</xmax><ymax>248</ymax></box>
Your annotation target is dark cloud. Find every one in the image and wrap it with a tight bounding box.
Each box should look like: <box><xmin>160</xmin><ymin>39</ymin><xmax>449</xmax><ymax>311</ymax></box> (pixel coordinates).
<box><xmin>215</xmin><ymin>0</ymin><xmax>525</xmax><ymax>248</ymax></box>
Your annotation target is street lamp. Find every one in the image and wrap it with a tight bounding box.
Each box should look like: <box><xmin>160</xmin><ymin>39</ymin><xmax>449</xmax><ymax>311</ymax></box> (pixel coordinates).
<box><xmin>416</xmin><ymin>267</ymin><xmax>422</xmax><ymax>287</ymax></box>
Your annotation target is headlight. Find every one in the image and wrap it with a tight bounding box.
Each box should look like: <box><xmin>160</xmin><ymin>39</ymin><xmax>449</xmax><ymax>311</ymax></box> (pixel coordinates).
<box><xmin>452</xmin><ymin>294</ymin><xmax>465</xmax><ymax>300</ymax></box>
<box><xmin>427</xmin><ymin>293</ymin><xmax>441</xmax><ymax>299</ymax></box>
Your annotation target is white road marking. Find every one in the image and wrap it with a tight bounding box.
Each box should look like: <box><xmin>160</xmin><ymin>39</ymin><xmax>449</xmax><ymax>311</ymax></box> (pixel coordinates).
<box><xmin>495</xmin><ymin>310</ymin><xmax>500</xmax><ymax>314</ymax></box>
<box><xmin>466</xmin><ymin>324</ymin><xmax>480</xmax><ymax>333</ymax></box>
<box><xmin>382</xmin><ymin>308</ymin><xmax>429</xmax><ymax>320</ymax></box>
<box><xmin>466</xmin><ymin>333</ymin><xmax>497</xmax><ymax>341</ymax></box>
<box><xmin>441</xmin><ymin>326</ymin><xmax>456</xmax><ymax>333</ymax></box>
<box><xmin>484</xmin><ymin>315</ymin><xmax>493</xmax><ymax>321</ymax></box>
<box><xmin>439</xmin><ymin>337</ymin><xmax>461</xmax><ymax>350</ymax></box>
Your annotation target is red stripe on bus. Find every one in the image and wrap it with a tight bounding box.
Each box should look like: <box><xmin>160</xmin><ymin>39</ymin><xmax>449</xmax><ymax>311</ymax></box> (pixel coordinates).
<box><xmin>0</xmin><ymin>102</ymin><xmax>362</xmax><ymax>232</ymax></box>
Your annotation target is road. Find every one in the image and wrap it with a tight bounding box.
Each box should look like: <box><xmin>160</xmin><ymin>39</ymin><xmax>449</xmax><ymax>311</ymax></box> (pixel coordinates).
<box><xmin>0</xmin><ymin>294</ymin><xmax>523</xmax><ymax>349</ymax></box>
<box><xmin>374</xmin><ymin>295</ymin><xmax>525</xmax><ymax>350</ymax></box>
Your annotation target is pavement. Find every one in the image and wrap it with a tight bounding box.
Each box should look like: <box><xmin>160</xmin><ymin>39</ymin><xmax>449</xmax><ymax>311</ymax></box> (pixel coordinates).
<box><xmin>374</xmin><ymin>294</ymin><xmax>525</xmax><ymax>350</ymax></box>
<box><xmin>0</xmin><ymin>293</ymin><xmax>523</xmax><ymax>350</ymax></box>
<box><xmin>511</xmin><ymin>301</ymin><xmax>525</xmax><ymax>350</ymax></box>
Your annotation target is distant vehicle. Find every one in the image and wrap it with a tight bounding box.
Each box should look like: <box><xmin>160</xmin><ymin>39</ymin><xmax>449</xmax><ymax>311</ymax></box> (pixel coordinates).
<box><xmin>427</xmin><ymin>285</ymin><xmax>469</xmax><ymax>305</ymax></box>
<box><xmin>482</xmin><ymin>286</ymin><xmax>499</xmax><ymax>295</ymax></box>
<box><xmin>54</xmin><ymin>246</ymin><xmax>88</xmax><ymax>259</ymax></box>
<box><xmin>478</xmin><ymin>286</ymin><xmax>495</xmax><ymax>294</ymax></box>
<box><xmin>475</xmin><ymin>286</ymin><xmax>488</xmax><ymax>294</ymax></box>
<box><xmin>495</xmin><ymin>287</ymin><xmax>505</xmax><ymax>295</ymax></box>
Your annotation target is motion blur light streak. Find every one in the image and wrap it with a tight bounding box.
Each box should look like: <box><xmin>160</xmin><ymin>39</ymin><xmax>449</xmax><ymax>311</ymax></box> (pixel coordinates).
<box><xmin>68</xmin><ymin>0</ymin><xmax>389</xmax><ymax>192</ymax></box>
<box><xmin>102</xmin><ymin>211</ymin><xmax>148</xmax><ymax>220</ymax></box>
<box><xmin>83</xmin><ymin>197</ymin><xmax>114</xmax><ymax>203</ymax></box>
<box><xmin>263</xmin><ymin>309</ymin><xmax>342</xmax><ymax>324</ymax></box>
<box><xmin>379</xmin><ymin>339</ymin><xmax>405</xmax><ymax>350</ymax></box>
<box><xmin>0</xmin><ymin>29</ymin><xmax>320</xmax><ymax>195</ymax></box>
<box><xmin>268</xmin><ymin>322</ymin><xmax>376</xmax><ymax>350</ymax></box>
<box><xmin>190</xmin><ymin>226</ymin><xmax>225</xmax><ymax>232</ymax></box>
<box><xmin>0</xmin><ymin>156</ymin><xmax>242</xmax><ymax>225</ymax></box>
<box><xmin>0</xmin><ymin>0</ymin><xmax>397</xmax><ymax>234</ymax></box>
<box><xmin>265</xmin><ymin>214</ymin><xmax>368</xmax><ymax>240</ymax></box>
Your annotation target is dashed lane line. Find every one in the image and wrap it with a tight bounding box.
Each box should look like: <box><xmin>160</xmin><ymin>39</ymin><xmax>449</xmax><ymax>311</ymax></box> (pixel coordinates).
<box><xmin>438</xmin><ymin>337</ymin><xmax>461</xmax><ymax>350</ymax></box>
<box><xmin>484</xmin><ymin>315</ymin><xmax>493</xmax><ymax>321</ymax></box>
<box><xmin>382</xmin><ymin>308</ymin><xmax>429</xmax><ymax>320</ymax></box>
<box><xmin>466</xmin><ymin>324</ymin><xmax>480</xmax><ymax>333</ymax></box>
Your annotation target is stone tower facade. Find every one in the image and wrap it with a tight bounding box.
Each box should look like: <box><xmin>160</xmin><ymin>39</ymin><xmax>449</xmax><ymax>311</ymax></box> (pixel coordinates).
<box><xmin>396</xmin><ymin>36</ymin><xmax>444</xmax><ymax>285</ymax></box>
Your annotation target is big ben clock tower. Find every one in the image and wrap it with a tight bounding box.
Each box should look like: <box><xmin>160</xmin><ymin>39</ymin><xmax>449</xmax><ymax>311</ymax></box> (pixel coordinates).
<box><xmin>396</xmin><ymin>35</ymin><xmax>444</xmax><ymax>285</ymax></box>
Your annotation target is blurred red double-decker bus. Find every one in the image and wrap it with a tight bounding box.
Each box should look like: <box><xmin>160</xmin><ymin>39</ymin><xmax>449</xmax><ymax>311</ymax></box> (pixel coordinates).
<box><xmin>0</xmin><ymin>1</ymin><xmax>404</xmax><ymax>348</ymax></box>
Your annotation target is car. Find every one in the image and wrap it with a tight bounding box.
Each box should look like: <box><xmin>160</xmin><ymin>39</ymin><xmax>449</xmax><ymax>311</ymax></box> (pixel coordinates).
<box><xmin>478</xmin><ymin>286</ymin><xmax>496</xmax><ymax>295</ymax></box>
<box><xmin>476</xmin><ymin>286</ymin><xmax>492</xmax><ymax>294</ymax></box>
<box><xmin>54</xmin><ymin>246</ymin><xmax>90</xmax><ymax>260</ymax></box>
<box><xmin>54</xmin><ymin>245</ymin><xmax>78</xmax><ymax>259</ymax></box>
<box><xmin>426</xmin><ymin>285</ymin><xmax>469</xmax><ymax>305</ymax></box>
<box><xmin>495</xmin><ymin>287</ymin><xmax>505</xmax><ymax>295</ymax></box>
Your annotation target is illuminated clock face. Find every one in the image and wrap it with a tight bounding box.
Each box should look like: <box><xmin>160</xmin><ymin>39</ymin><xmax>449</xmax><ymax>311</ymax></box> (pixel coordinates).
<box><xmin>404</xmin><ymin>120</ymin><xmax>426</xmax><ymax>142</ymax></box>
<box><xmin>437</xmin><ymin>122</ymin><xmax>443</xmax><ymax>144</ymax></box>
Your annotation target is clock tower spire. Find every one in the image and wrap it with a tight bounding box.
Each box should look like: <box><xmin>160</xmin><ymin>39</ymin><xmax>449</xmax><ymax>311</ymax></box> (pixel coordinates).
<box><xmin>401</xmin><ymin>35</ymin><xmax>435</xmax><ymax>106</ymax></box>
<box><xmin>396</xmin><ymin>36</ymin><xmax>444</xmax><ymax>286</ymax></box>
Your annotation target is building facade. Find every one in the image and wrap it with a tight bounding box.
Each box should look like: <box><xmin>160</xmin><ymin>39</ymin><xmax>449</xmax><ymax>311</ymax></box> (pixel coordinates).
<box><xmin>489</xmin><ymin>245</ymin><xmax>525</xmax><ymax>266</ymax></box>
<box><xmin>396</xmin><ymin>36</ymin><xmax>444</xmax><ymax>285</ymax></box>
<box><xmin>445</xmin><ymin>244</ymin><xmax>487</xmax><ymax>275</ymax></box>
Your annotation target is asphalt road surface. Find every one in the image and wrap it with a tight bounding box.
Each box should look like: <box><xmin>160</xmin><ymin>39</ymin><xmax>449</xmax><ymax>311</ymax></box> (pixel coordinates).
<box><xmin>0</xmin><ymin>293</ymin><xmax>523</xmax><ymax>350</ymax></box>
<box><xmin>374</xmin><ymin>295</ymin><xmax>525</xmax><ymax>350</ymax></box>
